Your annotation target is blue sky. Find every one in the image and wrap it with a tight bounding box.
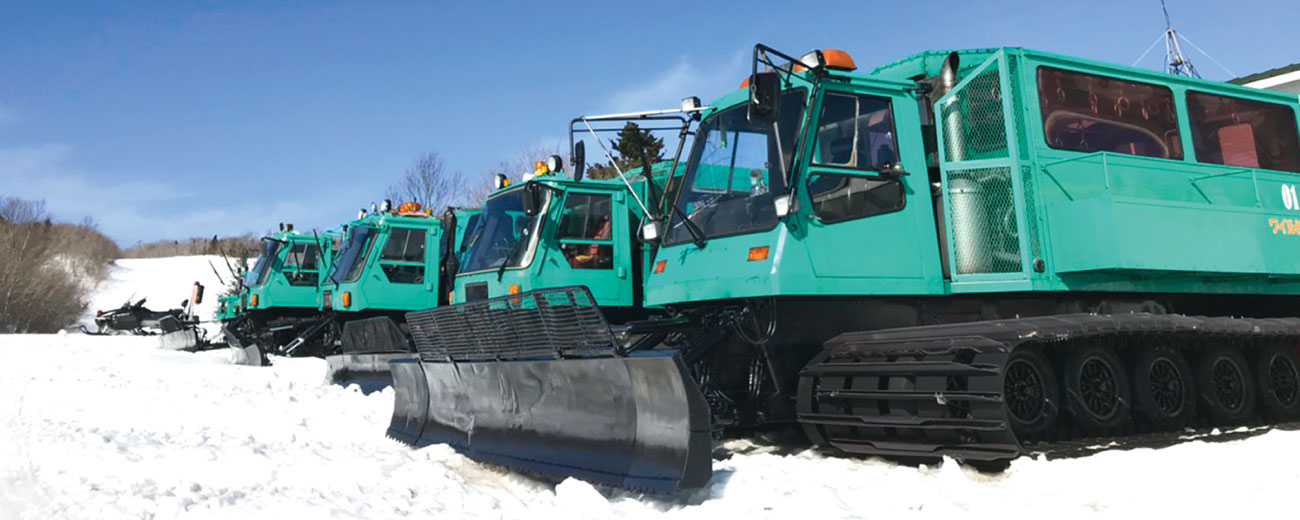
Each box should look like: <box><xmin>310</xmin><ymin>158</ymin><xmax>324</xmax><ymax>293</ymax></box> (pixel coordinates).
<box><xmin>1</xmin><ymin>0</ymin><xmax>1296</xmax><ymax>245</ymax></box>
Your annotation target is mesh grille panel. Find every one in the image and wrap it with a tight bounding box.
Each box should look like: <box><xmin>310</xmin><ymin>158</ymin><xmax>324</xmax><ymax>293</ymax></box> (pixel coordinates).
<box><xmin>946</xmin><ymin>167</ymin><xmax>1022</xmax><ymax>274</ymax></box>
<box><xmin>940</xmin><ymin>68</ymin><xmax>1008</xmax><ymax>162</ymax></box>
<box><xmin>1005</xmin><ymin>55</ymin><xmax>1030</xmax><ymax>162</ymax></box>
<box><xmin>1020</xmin><ymin>166</ymin><xmax>1041</xmax><ymax>261</ymax></box>
<box><xmin>407</xmin><ymin>286</ymin><xmax>618</xmax><ymax>362</ymax></box>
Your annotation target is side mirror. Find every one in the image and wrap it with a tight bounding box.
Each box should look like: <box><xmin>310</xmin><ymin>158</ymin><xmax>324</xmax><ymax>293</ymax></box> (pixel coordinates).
<box><xmin>640</xmin><ymin>219</ymin><xmax>662</xmax><ymax>243</ymax></box>
<box><xmin>521</xmin><ymin>183</ymin><xmax>545</xmax><ymax>217</ymax></box>
<box><xmin>747</xmin><ymin>71</ymin><xmax>781</xmax><ymax>123</ymax></box>
<box><xmin>773</xmin><ymin>194</ymin><xmax>798</xmax><ymax>217</ymax></box>
<box><xmin>573</xmin><ymin>141</ymin><xmax>586</xmax><ymax>182</ymax></box>
<box><xmin>441</xmin><ymin>209</ymin><xmax>456</xmax><ymax>232</ymax></box>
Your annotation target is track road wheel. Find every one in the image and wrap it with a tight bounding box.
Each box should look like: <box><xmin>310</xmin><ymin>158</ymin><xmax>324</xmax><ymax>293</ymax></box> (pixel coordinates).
<box><xmin>1128</xmin><ymin>346</ymin><xmax>1196</xmax><ymax>430</ymax></box>
<box><xmin>1062</xmin><ymin>344</ymin><xmax>1131</xmax><ymax>434</ymax></box>
<box><xmin>1254</xmin><ymin>343</ymin><xmax>1300</xmax><ymax>420</ymax></box>
<box><xmin>1003</xmin><ymin>347</ymin><xmax>1059</xmax><ymax>441</ymax></box>
<box><xmin>1195</xmin><ymin>345</ymin><xmax>1255</xmax><ymax>425</ymax></box>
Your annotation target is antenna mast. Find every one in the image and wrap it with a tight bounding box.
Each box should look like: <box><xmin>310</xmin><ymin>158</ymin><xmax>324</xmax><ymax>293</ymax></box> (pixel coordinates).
<box><xmin>1161</xmin><ymin>0</ymin><xmax>1200</xmax><ymax>77</ymax></box>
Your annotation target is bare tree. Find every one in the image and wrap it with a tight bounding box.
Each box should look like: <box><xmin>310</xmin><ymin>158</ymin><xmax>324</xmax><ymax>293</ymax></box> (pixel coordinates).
<box><xmin>0</xmin><ymin>197</ymin><xmax>116</xmax><ymax>333</ymax></box>
<box><xmin>471</xmin><ymin>143</ymin><xmax>567</xmax><ymax>205</ymax></box>
<box><xmin>463</xmin><ymin>172</ymin><xmax>496</xmax><ymax>206</ymax></box>
<box><xmin>385</xmin><ymin>152</ymin><xmax>464</xmax><ymax>213</ymax></box>
<box><xmin>488</xmin><ymin>143</ymin><xmax>566</xmax><ymax>182</ymax></box>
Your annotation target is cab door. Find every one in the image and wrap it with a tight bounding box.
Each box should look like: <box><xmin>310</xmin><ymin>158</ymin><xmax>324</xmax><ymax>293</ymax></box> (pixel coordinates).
<box><xmin>799</xmin><ymin>88</ymin><xmax>929</xmax><ymax>286</ymax></box>
<box><xmin>545</xmin><ymin>188</ymin><xmax>631</xmax><ymax>306</ymax></box>
<box><xmin>370</xmin><ymin>225</ymin><xmax>434</xmax><ymax>309</ymax></box>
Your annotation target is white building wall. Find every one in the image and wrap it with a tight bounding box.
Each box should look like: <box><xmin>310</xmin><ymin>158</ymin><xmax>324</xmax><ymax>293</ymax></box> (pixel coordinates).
<box><xmin>1246</xmin><ymin>70</ymin><xmax>1300</xmax><ymax>95</ymax></box>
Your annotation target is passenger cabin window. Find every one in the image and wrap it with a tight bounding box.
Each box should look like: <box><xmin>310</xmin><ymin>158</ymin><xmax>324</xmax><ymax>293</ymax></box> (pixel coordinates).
<box><xmin>379</xmin><ymin>227</ymin><xmax>426</xmax><ymax>284</ymax></box>
<box><xmin>1186</xmin><ymin>91</ymin><xmax>1300</xmax><ymax>173</ymax></box>
<box><xmin>283</xmin><ymin>243</ymin><xmax>321</xmax><ymax>286</ymax></box>
<box><xmin>1037</xmin><ymin>67</ymin><xmax>1182</xmax><ymax>159</ymax></box>
<box><xmin>808</xmin><ymin>92</ymin><xmax>906</xmax><ymax>223</ymax></box>
<box><xmin>556</xmin><ymin>193</ymin><xmax>613</xmax><ymax>269</ymax></box>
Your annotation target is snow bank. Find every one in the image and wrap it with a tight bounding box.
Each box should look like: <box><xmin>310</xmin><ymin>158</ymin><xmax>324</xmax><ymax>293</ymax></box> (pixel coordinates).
<box><xmin>1</xmin><ymin>333</ymin><xmax>1299</xmax><ymax>520</ymax></box>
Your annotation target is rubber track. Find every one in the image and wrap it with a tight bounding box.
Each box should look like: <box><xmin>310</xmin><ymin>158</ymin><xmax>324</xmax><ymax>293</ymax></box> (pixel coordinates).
<box><xmin>797</xmin><ymin>313</ymin><xmax>1300</xmax><ymax>462</ymax></box>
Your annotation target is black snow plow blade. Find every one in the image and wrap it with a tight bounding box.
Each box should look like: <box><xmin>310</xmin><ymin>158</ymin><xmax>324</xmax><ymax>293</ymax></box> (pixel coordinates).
<box><xmin>326</xmin><ymin>316</ymin><xmax>414</xmax><ymax>394</ymax></box>
<box><xmin>388</xmin><ymin>287</ymin><xmax>712</xmax><ymax>493</ymax></box>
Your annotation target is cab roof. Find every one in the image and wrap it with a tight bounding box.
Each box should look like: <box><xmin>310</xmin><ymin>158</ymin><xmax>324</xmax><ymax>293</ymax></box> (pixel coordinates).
<box><xmin>702</xmin><ymin>46</ymin><xmax>1297</xmax><ymax>110</ymax></box>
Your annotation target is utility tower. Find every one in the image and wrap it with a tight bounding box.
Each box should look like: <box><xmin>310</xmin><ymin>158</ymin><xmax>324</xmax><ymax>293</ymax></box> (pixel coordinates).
<box><xmin>1160</xmin><ymin>0</ymin><xmax>1200</xmax><ymax>78</ymax></box>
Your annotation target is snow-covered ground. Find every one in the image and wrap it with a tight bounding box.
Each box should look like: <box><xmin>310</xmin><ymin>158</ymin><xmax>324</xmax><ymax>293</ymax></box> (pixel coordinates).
<box><xmin>3</xmin><ymin>256</ymin><xmax>1299</xmax><ymax>519</ymax></box>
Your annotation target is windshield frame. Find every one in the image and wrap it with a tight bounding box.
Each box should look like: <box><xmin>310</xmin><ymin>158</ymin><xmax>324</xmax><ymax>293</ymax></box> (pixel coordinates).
<box><xmin>244</xmin><ymin>238</ymin><xmax>282</xmax><ymax>287</ymax></box>
<box><xmin>327</xmin><ymin>225</ymin><xmax>378</xmax><ymax>284</ymax></box>
<box><xmin>662</xmin><ymin>87</ymin><xmax>808</xmax><ymax>247</ymax></box>
<box><xmin>456</xmin><ymin>186</ymin><xmax>552</xmax><ymax>276</ymax></box>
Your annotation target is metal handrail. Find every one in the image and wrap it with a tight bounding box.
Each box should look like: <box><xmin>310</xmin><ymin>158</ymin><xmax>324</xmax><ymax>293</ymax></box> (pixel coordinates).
<box><xmin>1040</xmin><ymin>151</ymin><xmax>1277</xmax><ymax>208</ymax></box>
<box><xmin>1189</xmin><ymin>168</ymin><xmax>1263</xmax><ymax>207</ymax></box>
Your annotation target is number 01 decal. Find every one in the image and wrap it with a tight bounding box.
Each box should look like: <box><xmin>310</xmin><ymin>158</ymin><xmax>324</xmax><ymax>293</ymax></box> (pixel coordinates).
<box><xmin>1283</xmin><ymin>184</ymin><xmax>1299</xmax><ymax>211</ymax></box>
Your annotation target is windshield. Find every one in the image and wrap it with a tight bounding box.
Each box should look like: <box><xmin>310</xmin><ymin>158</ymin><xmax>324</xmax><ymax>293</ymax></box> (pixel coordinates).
<box><xmin>244</xmin><ymin>239</ymin><xmax>281</xmax><ymax>287</ymax></box>
<box><xmin>327</xmin><ymin>226</ymin><xmax>377</xmax><ymax>283</ymax></box>
<box><xmin>459</xmin><ymin>188</ymin><xmax>548</xmax><ymax>273</ymax></box>
<box><xmin>664</xmin><ymin>89</ymin><xmax>806</xmax><ymax>245</ymax></box>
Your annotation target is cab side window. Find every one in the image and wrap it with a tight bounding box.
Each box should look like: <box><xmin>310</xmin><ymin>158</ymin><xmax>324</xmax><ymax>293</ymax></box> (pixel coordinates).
<box><xmin>379</xmin><ymin>227</ymin><xmax>426</xmax><ymax>283</ymax></box>
<box><xmin>284</xmin><ymin>243</ymin><xmax>321</xmax><ymax>286</ymax></box>
<box><xmin>807</xmin><ymin>92</ymin><xmax>906</xmax><ymax>223</ymax></box>
<box><xmin>555</xmin><ymin>193</ymin><xmax>613</xmax><ymax>269</ymax></box>
<box><xmin>814</xmin><ymin>92</ymin><xmax>899</xmax><ymax>170</ymax></box>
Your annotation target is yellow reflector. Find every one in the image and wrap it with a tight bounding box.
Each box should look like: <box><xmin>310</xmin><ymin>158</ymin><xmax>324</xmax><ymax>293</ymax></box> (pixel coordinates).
<box><xmin>508</xmin><ymin>284</ymin><xmax>520</xmax><ymax>295</ymax></box>
<box><xmin>250</xmin><ymin>294</ymin><xmax>259</xmax><ymax>307</ymax></box>
<box><xmin>447</xmin><ymin>291</ymin><xmax>454</xmax><ymax>303</ymax></box>
<box><xmin>341</xmin><ymin>291</ymin><xmax>351</xmax><ymax>307</ymax></box>
<box><xmin>748</xmin><ymin>246</ymin><xmax>770</xmax><ymax>261</ymax></box>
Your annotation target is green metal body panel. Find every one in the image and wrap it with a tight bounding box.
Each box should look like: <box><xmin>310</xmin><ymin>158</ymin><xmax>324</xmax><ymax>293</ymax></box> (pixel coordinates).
<box><xmin>326</xmin><ymin>208</ymin><xmax>481</xmax><ymax>313</ymax></box>
<box><xmin>217</xmin><ymin>230</ymin><xmax>338</xmax><ymax>320</ymax></box>
<box><xmin>642</xmin><ymin>46</ymin><xmax>1300</xmax><ymax>307</ymax></box>
<box><xmin>452</xmin><ymin>172</ymin><xmax>659</xmax><ymax>307</ymax></box>
<box><xmin>215</xmin><ymin>293</ymin><xmax>240</xmax><ymax>321</ymax></box>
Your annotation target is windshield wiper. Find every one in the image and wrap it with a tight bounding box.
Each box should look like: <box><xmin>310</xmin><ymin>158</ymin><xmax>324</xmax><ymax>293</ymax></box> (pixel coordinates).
<box><xmin>496</xmin><ymin>234</ymin><xmax>529</xmax><ymax>282</ymax></box>
<box><xmin>671</xmin><ymin>205</ymin><xmax>707</xmax><ymax>248</ymax></box>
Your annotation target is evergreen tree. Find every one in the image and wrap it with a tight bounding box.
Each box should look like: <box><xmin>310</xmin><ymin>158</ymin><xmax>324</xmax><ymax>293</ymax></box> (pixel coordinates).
<box><xmin>587</xmin><ymin>122</ymin><xmax>664</xmax><ymax>180</ymax></box>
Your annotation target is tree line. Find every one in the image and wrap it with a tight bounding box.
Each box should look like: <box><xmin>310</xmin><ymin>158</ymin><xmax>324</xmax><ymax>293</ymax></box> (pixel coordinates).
<box><xmin>122</xmin><ymin>235</ymin><xmax>262</xmax><ymax>259</ymax></box>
